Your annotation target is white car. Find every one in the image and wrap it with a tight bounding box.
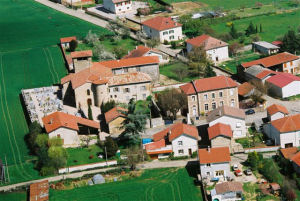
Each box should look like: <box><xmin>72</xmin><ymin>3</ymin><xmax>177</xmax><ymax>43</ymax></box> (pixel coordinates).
<box><xmin>233</xmin><ymin>164</ymin><xmax>238</xmax><ymax>171</ymax></box>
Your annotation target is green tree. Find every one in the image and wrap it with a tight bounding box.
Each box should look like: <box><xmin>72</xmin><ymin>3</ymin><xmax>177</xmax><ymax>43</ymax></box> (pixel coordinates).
<box><xmin>101</xmin><ymin>100</ymin><xmax>116</xmax><ymax>113</ymax></box>
<box><xmin>245</xmin><ymin>22</ymin><xmax>256</xmax><ymax>36</ymax></box>
<box><xmin>260</xmin><ymin>24</ymin><xmax>263</xmax><ymax>33</ymax></box>
<box><xmin>229</xmin><ymin>24</ymin><xmax>238</xmax><ymax>39</ymax></box>
<box><xmin>48</xmin><ymin>146</ymin><xmax>68</xmax><ymax>169</ymax></box>
<box><xmin>247</xmin><ymin>151</ymin><xmax>263</xmax><ymax>170</ymax></box>
<box><xmin>146</xmin><ymin>38</ymin><xmax>160</xmax><ymax>48</ymax></box>
<box><xmin>88</xmin><ymin>104</ymin><xmax>93</xmax><ymax>120</ymax></box>
<box><xmin>34</xmin><ymin>134</ymin><xmax>49</xmax><ymax>149</ymax></box>
<box><xmin>48</xmin><ymin>137</ymin><xmax>63</xmax><ymax>147</ymax></box>
<box><xmin>281</xmin><ymin>30</ymin><xmax>300</xmax><ymax>54</ymax></box>
<box><xmin>84</xmin><ymin>30</ymin><xmax>98</xmax><ymax>46</ymax></box>
<box><xmin>173</xmin><ymin>65</ymin><xmax>188</xmax><ymax>81</ymax></box>
<box><xmin>69</xmin><ymin>39</ymin><xmax>78</xmax><ymax>52</ymax></box>
<box><xmin>104</xmin><ymin>137</ymin><xmax>118</xmax><ymax>158</ymax></box>
<box><xmin>204</xmin><ymin>65</ymin><xmax>216</xmax><ymax>78</ymax></box>
<box><xmin>188</xmin><ymin>46</ymin><xmax>212</xmax><ymax>77</ymax></box>
<box><xmin>27</xmin><ymin>121</ymin><xmax>42</xmax><ymax>153</ymax></box>
<box><xmin>112</xmin><ymin>46</ymin><xmax>127</xmax><ymax>59</ymax></box>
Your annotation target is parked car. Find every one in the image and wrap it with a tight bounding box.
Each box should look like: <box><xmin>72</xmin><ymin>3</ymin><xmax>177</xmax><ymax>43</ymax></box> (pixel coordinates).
<box><xmin>232</xmin><ymin>164</ymin><xmax>238</xmax><ymax>171</ymax></box>
<box><xmin>245</xmin><ymin>109</ymin><xmax>255</xmax><ymax>115</ymax></box>
<box><xmin>235</xmin><ymin>169</ymin><xmax>243</xmax><ymax>176</ymax></box>
<box><xmin>244</xmin><ymin>169</ymin><xmax>252</xmax><ymax>175</ymax></box>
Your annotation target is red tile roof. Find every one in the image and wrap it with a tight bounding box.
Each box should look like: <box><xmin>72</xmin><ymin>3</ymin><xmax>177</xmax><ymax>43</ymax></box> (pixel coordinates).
<box><xmin>108</xmin><ymin>72</ymin><xmax>152</xmax><ymax>86</ymax></box>
<box><xmin>255</xmin><ymin>69</ymin><xmax>275</xmax><ymax>79</ymax></box>
<box><xmin>145</xmin><ymin>139</ymin><xmax>166</xmax><ymax>151</ymax></box>
<box><xmin>98</xmin><ymin>56</ymin><xmax>159</xmax><ymax>69</ymax></box>
<box><xmin>71</xmin><ymin>50</ymin><xmax>93</xmax><ymax>59</ymax></box>
<box><xmin>180</xmin><ymin>76</ymin><xmax>238</xmax><ymax>95</ymax></box>
<box><xmin>241</xmin><ymin>52</ymin><xmax>299</xmax><ymax>68</ymax></box>
<box><xmin>42</xmin><ymin>112</ymin><xmax>100</xmax><ymax>133</ymax></box>
<box><xmin>271</xmin><ymin>114</ymin><xmax>300</xmax><ymax>133</ymax></box>
<box><xmin>215</xmin><ymin>182</ymin><xmax>243</xmax><ymax>194</ymax></box>
<box><xmin>198</xmin><ymin>147</ymin><xmax>231</xmax><ymax>164</ymax></box>
<box><xmin>142</xmin><ymin>16</ymin><xmax>182</xmax><ymax>31</ymax></box>
<box><xmin>186</xmin><ymin>34</ymin><xmax>228</xmax><ymax>50</ymax></box>
<box><xmin>105</xmin><ymin>106</ymin><xmax>127</xmax><ymax>123</ymax></box>
<box><xmin>123</xmin><ymin>46</ymin><xmax>162</xmax><ymax>59</ymax></box>
<box><xmin>208</xmin><ymin>123</ymin><xmax>232</xmax><ymax>140</ymax></box>
<box><xmin>238</xmin><ymin>82</ymin><xmax>255</xmax><ymax>96</ymax></box>
<box><xmin>272</xmin><ymin>41</ymin><xmax>283</xmax><ymax>46</ymax></box>
<box><xmin>152</xmin><ymin>123</ymin><xmax>199</xmax><ymax>142</ymax></box>
<box><xmin>266</xmin><ymin>72</ymin><xmax>300</xmax><ymax>88</ymax></box>
<box><xmin>267</xmin><ymin>104</ymin><xmax>289</xmax><ymax>116</ymax></box>
<box><xmin>112</xmin><ymin>0</ymin><xmax>128</xmax><ymax>3</ymax></box>
<box><xmin>60</xmin><ymin>36</ymin><xmax>77</xmax><ymax>43</ymax></box>
<box><xmin>280</xmin><ymin>147</ymin><xmax>298</xmax><ymax>159</ymax></box>
<box><xmin>291</xmin><ymin>152</ymin><xmax>300</xmax><ymax>166</ymax></box>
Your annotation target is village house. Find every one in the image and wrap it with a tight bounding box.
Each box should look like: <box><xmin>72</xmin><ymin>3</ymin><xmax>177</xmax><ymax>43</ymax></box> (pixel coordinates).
<box><xmin>267</xmin><ymin>104</ymin><xmax>289</xmax><ymax>121</ymax></box>
<box><xmin>241</xmin><ymin>65</ymin><xmax>276</xmax><ymax>84</ymax></box>
<box><xmin>252</xmin><ymin>41</ymin><xmax>280</xmax><ymax>55</ymax></box>
<box><xmin>104</xmin><ymin>106</ymin><xmax>127</xmax><ymax>136</ymax></box>
<box><xmin>280</xmin><ymin>147</ymin><xmax>300</xmax><ymax>174</ymax></box>
<box><xmin>290</xmin><ymin>152</ymin><xmax>300</xmax><ymax>174</ymax></box>
<box><xmin>198</xmin><ymin>147</ymin><xmax>231</xmax><ymax>180</ymax></box>
<box><xmin>142</xmin><ymin>16</ymin><xmax>183</xmax><ymax>42</ymax></box>
<box><xmin>123</xmin><ymin>45</ymin><xmax>169</xmax><ymax>64</ymax></box>
<box><xmin>210</xmin><ymin>181</ymin><xmax>243</xmax><ymax>201</ymax></box>
<box><xmin>145</xmin><ymin>123</ymin><xmax>199</xmax><ymax>159</ymax></box>
<box><xmin>98</xmin><ymin>56</ymin><xmax>160</xmax><ymax>82</ymax></box>
<box><xmin>180</xmin><ymin>76</ymin><xmax>239</xmax><ymax>118</ymax></box>
<box><xmin>186</xmin><ymin>34</ymin><xmax>229</xmax><ymax>63</ymax></box>
<box><xmin>264</xmin><ymin>114</ymin><xmax>300</xmax><ymax>148</ymax></box>
<box><xmin>208</xmin><ymin>123</ymin><xmax>233</xmax><ymax>152</ymax></box>
<box><xmin>42</xmin><ymin>111</ymin><xmax>100</xmax><ymax>147</ymax></box>
<box><xmin>103</xmin><ymin>0</ymin><xmax>132</xmax><ymax>14</ymax></box>
<box><xmin>60</xmin><ymin>36</ymin><xmax>76</xmax><ymax>49</ymax></box>
<box><xmin>240</xmin><ymin>52</ymin><xmax>300</xmax><ymax>75</ymax></box>
<box><xmin>70</xmin><ymin>50</ymin><xmax>93</xmax><ymax>73</ymax></box>
<box><xmin>207</xmin><ymin>106</ymin><xmax>246</xmax><ymax>138</ymax></box>
<box><xmin>237</xmin><ymin>82</ymin><xmax>255</xmax><ymax>99</ymax></box>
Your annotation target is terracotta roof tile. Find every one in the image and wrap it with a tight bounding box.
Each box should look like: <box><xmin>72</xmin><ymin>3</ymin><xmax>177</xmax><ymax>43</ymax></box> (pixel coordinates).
<box><xmin>238</xmin><ymin>82</ymin><xmax>255</xmax><ymax>96</ymax></box>
<box><xmin>215</xmin><ymin>182</ymin><xmax>243</xmax><ymax>194</ymax></box>
<box><xmin>104</xmin><ymin>106</ymin><xmax>127</xmax><ymax>123</ymax></box>
<box><xmin>271</xmin><ymin>114</ymin><xmax>300</xmax><ymax>133</ymax></box>
<box><xmin>255</xmin><ymin>69</ymin><xmax>275</xmax><ymax>79</ymax></box>
<box><xmin>198</xmin><ymin>147</ymin><xmax>231</xmax><ymax>164</ymax></box>
<box><xmin>145</xmin><ymin>139</ymin><xmax>166</xmax><ymax>151</ymax></box>
<box><xmin>186</xmin><ymin>34</ymin><xmax>228</xmax><ymax>50</ymax></box>
<box><xmin>280</xmin><ymin>147</ymin><xmax>298</xmax><ymax>159</ymax></box>
<box><xmin>291</xmin><ymin>152</ymin><xmax>300</xmax><ymax>166</ymax></box>
<box><xmin>60</xmin><ymin>36</ymin><xmax>76</xmax><ymax>43</ymax></box>
<box><xmin>267</xmin><ymin>104</ymin><xmax>289</xmax><ymax>116</ymax></box>
<box><xmin>272</xmin><ymin>41</ymin><xmax>283</xmax><ymax>46</ymax></box>
<box><xmin>241</xmin><ymin>52</ymin><xmax>299</xmax><ymax>68</ymax></box>
<box><xmin>42</xmin><ymin>112</ymin><xmax>100</xmax><ymax>133</ymax></box>
<box><xmin>266</xmin><ymin>72</ymin><xmax>300</xmax><ymax>88</ymax></box>
<box><xmin>98</xmin><ymin>56</ymin><xmax>159</xmax><ymax>69</ymax></box>
<box><xmin>108</xmin><ymin>72</ymin><xmax>151</xmax><ymax>86</ymax></box>
<box><xmin>123</xmin><ymin>46</ymin><xmax>151</xmax><ymax>59</ymax></box>
<box><xmin>142</xmin><ymin>16</ymin><xmax>182</xmax><ymax>31</ymax></box>
<box><xmin>71</xmin><ymin>50</ymin><xmax>93</xmax><ymax>58</ymax></box>
<box><xmin>208</xmin><ymin>123</ymin><xmax>232</xmax><ymax>140</ymax></box>
<box><xmin>207</xmin><ymin>106</ymin><xmax>245</xmax><ymax>122</ymax></box>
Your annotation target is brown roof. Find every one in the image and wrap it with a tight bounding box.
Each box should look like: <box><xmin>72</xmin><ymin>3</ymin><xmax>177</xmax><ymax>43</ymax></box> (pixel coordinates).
<box><xmin>108</xmin><ymin>72</ymin><xmax>151</xmax><ymax>86</ymax></box>
<box><xmin>142</xmin><ymin>16</ymin><xmax>182</xmax><ymax>31</ymax></box>
<box><xmin>238</xmin><ymin>82</ymin><xmax>255</xmax><ymax>96</ymax></box>
<box><xmin>29</xmin><ymin>180</ymin><xmax>49</xmax><ymax>201</ymax></box>
<box><xmin>186</xmin><ymin>34</ymin><xmax>228</xmax><ymax>50</ymax></box>
<box><xmin>208</xmin><ymin>123</ymin><xmax>232</xmax><ymax>140</ymax></box>
<box><xmin>42</xmin><ymin>112</ymin><xmax>100</xmax><ymax>133</ymax></box>
<box><xmin>267</xmin><ymin>104</ymin><xmax>289</xmax><ymax>116</ymax></box>
<box><xmin>60</xmin><ymin>36</ymin><xmax>77</xmax><ymax>43</ymax></box>
<box><xmin>280</xmin><ymin>147</ymin><xmax>298</xmax><ymax>159</ymax></box>
<box><xmin>104</xmin><ymin>106</ymin><xmax>127</xmax><ymax>123</ymax></box>
<box><xmin>145</xmin><ymin>139</ymin><xmax>166</xmax><ymax>151</ymax></box>
<box><xmin>241</xmin><ymin>52</ymin><xmax>299</xmax><ymax>68</ymax></box>
<box><xmin>271</xmin><ymin>114</ymin><xmax>300</xmax><ymax>133</ymax></box>
<box><xmin>207</xmin><ymin>105</ymin><xmax>245</xmax><ymax>122</ymax></box>
<box><xmin>215</xmin><ymin>181</ymin><xmax>243</xmax><ymax>194</ymax></box>
<box><xmin>71</xmin><ymin>50</ymin><xmax>93</xmax><ymax>59</ymax></box>
<box><xmin>152</xmin><ymin>123</ymin><xmax>199</xmax><ymax>142</ymax></box>
<box><xmin>255</xmin><ymin>69</ymin><xmax>275</xmax><ymax>79</ymax></box>
<box><xmin>123</xmin><ymin>46</ymin><xmax>162</xmax><ymax>59</ymax></box>
<box><xmin>98</xmin><ymin>56</ymin><xmax>159</xmax><ymax>69</ymax></box>
<box><xmin>180</xmin><ymin>76</ymin><xmax>238</xmax><ymax>95</ymax></box>
<box><xmin>291</xmin><ymin>152</ymin><xmax>300</xmax><ymax>167</ymax></box>
<box><xmin>198</xmin><ymin>147</ymin><xmax>231</xmax><ymax>164</ymax></box>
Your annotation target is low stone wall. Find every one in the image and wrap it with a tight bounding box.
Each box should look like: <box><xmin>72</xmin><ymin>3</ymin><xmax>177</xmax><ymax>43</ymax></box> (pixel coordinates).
<box><xmin>59</xmin><ymin>160</ymin><xmax>117</xmax><ymax>174</ymax></box>
<box><xmin>244</xmin><ymin>146</ymin><xmax>280</xmax><ymax>153</ymax></box>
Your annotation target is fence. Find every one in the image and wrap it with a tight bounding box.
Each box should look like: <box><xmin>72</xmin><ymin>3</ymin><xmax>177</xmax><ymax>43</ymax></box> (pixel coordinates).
<box><xmin>59</xmin><ymin>160</ymin><xmax>117</xmax><ymax>174</ymax></box>
<box><xmin>244</xmin><ymin>146</ymin><xmax>280</xmax><ymax>153</ymax></box>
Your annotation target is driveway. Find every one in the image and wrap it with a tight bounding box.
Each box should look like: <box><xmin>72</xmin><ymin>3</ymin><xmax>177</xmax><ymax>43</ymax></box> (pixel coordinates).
<box><xmin>263</xmin><ymin>95</ymin><xmax>300</xmax><ymax>115</ymax></box>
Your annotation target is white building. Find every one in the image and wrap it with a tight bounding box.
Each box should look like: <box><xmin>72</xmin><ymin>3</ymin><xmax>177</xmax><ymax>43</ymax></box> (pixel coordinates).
<box><xmin>142</xmin><ymin>16</ymin><xmax>183</xmax><ymax>42</ymax></box>
<box><xmin>252</xmin><ymin>41</ymin><xmax>280</xmax><ymax>55</ymax></box>
<box><xmin>186</xmin><ymin>34</ymin><xmax>229</xmax><ymax>63</ymax></box>
<box><xmin>207</xmin><ymin>106</ymin><xmax>246</xmax><ymax>138</ymax></box>
<box><xmin>60</xmin><ymin>36</ymin><xmax>77</xmax><ymax>49</ymax></box>
<box><xmin>267</xmin><ymin>104</ymin><xmax>289</xmax><ymax>121</ymax></box>
<box><xmin>198</xmin><ymin>147</ymin><xmax>231</xmax><ymax>180</ymax></box>
<box><xmin>103</xmin><ymin>0</ymin><xmax>132</xmax><ymax>14</ymax></box>
<box><xmin>145</xmin><ymin>123</ymin><xmax>199</xmax><ymax>159</ymax></box>
<box><xmin>211</xmin><ymin>181</ymin><xmax>243</xmax><ymax>201</ymax></box>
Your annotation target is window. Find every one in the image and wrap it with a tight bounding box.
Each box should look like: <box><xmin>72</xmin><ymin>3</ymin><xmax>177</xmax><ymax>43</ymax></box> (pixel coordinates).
<box><xmin>206</xmin><ymin>172</ymin><xmax>211</xmax><ymax>176</ymax></box>
<box><xmin>230</xmin><ymin>89</ymin><xmax>234</xmax><ymax>96</ymax></box>
<box><xmin>87</xmin><ymin>89</ymin><xmax>90</xmax><ymax>95</ymax></box>
<box><xmin>192</xmin><ymin>105</ymin><xmax>197</xmax><ymax>116</ymax></box>
<box><xmin>125</xmin><ymin>88</ymin><xmax>130</xmax><ymax>93</ymax></box>
<box><xmin>212</xmin><ymin>102</ymin><xmax>216</xmax><ymax>109</ymax></box>
<box><xmin>178</xmin><ymin>149</ymin><xmax>184</xmax><ymax>154</ymax></box>
<box><xmin>140</xmin><ymin>86</ymin><xmax>146</xmax><ymax>91</ymax></box>
<box><xmin>110</xmin><ymin>95</ymin><xmax>113</xmax><ymax>98</ymax></box>
<box><xmin>204</xmin><ymin>94</ymin><xmax>208</xmax><ymax>100</ymax></box>
<box><xmin>113</xmin><ymin>87</ymin><xmax>119</xmax><ymax>92</ymax></box>
<box><xmin>163</xmin><ymin>31</ymin><xmax>168</xmax><ymax>35</ymax></box>
<box><xmin>119</xmin><ymin>9</ymin><xmax>121</xmax><ymax>11</ymax></box>
<box><xmin>192</xmin><ymin>95</ymin><xmax>196</xmax><ymax>101</ymax></box>
<box><xmin>124</xmin><ymin>68</ymin><xmax>128</xmax><ymax>73</ymax></box>
<box><xmin>169</xmin><ymin>30</ymin><xmax>174</xmax><ymax>34</ymax></box>
<box><xmin>215</xmin><ymin>170</ymin><xmax>224</xmax><ymax>176</ymax></box>
<box><xmin>206</xmin><ymin>163</ymin><xmax>211</xmax><ymax>167</ymax></box>
<box><xmin>87</xmin><ymin>98</ymin><xmax>92</xmax><ymax>106</ymax></box>
<box><xmin>219</xmin><ymin>101</ymin><xmax>224</xmax><ymax>106</ymax></box>
<box><xmin>212</xmin><ymin>93</ymin><xmax>215</xmax><ymax>99</ymax></box>
<box><xmin>219</xmin><ymin>91</ymin><xmax>223</xmax><ymax>97</ymax></box>
<box><xmin>236</xmin><ymin>122</ymin><xmax>241</xmax><ymax>128</ymax></box>
<box><xmin>169</xmin><ymin>35</ymin><xmax>174</xmax><ymax>40</ymax></box>
<box><xmin>178</xmin><ymin>141</ymin><xmax>183</xmax><ymax>146</ymax></box>
<box><xmin>127</xmin><ymin>7</ymin><xmax>129</xmax><ymax>9</ymax></box>
<box><xmin>231</xmin><ymin>99</ymin><xmax>235</xmax><ymax>107</ymax></box>
<box><xmin>143</xmin><ymin>94</ymin><xmax>146</xmax><ymax>99</ymax></box>
<box><xmin>204</xmin><ymin>104</ymin><xmax>209</xmax><ymax>111</ymax></box>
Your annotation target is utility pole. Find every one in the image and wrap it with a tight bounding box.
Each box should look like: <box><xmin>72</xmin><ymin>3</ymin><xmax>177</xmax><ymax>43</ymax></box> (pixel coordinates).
<box><xmin>5</xmin><ymin>155</ymin><xmax>10</xmax><ymax>183</ymax></box>
<box><xmin>105</xmin><ymin>146</ymin><xmax>108</xmax><ymax>165</ymax></box>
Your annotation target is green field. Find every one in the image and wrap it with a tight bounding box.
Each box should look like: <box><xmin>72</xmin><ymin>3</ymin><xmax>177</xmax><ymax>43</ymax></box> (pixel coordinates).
<box><xmin>160</xmin><ymin>62</ymin><xmax>199</xmax><ymax>82</ymax></box>
<box><xmin>50</xmin><ymin>168</ymin><xmax>203</xmax><ymax>201</ymax></box>
<box><xmin>0</xmin><ymin>0</ymin><xmax>111</xmax><ymax>185</ymax></box>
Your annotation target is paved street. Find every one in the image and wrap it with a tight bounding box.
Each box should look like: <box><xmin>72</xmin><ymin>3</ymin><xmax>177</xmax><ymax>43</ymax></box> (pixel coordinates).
<box><xmin>137</xmin><ymin>158</ymin><xmax>196</xmax><ymax>169</ymax></box>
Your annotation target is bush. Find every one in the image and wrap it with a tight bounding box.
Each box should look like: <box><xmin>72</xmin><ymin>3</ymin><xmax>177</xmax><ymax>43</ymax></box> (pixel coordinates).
<box><xmin>89</xmin><ymin>155</ymin><xmax>94</xmax><ymax>159</ymax></box>
<box><xmin>48</xmin><ymin>137</ymin><xmax>63</xmax><ymax>147</ymax></box>
<box><xmin>259</xmin><ymin>159</ymin><xmax>284</xmax><ymax>185</ymax></box>
<box><xmin>104</xmin><ymin>137</ymin><xmax>119</xmax><ymax>158</ymax></box>
<box><xmin>170</xmin><ymin>156</ymin><xmax>189</xmax><ymax>160</ymax></box>
<box><xmin>171</xmin><ymin>41</ymin><xmax>176</xmax><ymax>49</ymax></box>
<box><xmin>163</xmin><ymin>40</ymin><xmax>169</xmax><ymax>45</ymax></box>
<box><xmin>191</xmin><ymin>151</ymin><xmax>198</xmax><ymax>158</ymax></box>
<box><xmin>68</xmin><ymin>39</ymin><xmax>78</xmax><ymax>52</ymax></box>
<box><xmin>40</xmin><ymin>166</ymin><xmax>56</xmax><ymax>176</ymax></box>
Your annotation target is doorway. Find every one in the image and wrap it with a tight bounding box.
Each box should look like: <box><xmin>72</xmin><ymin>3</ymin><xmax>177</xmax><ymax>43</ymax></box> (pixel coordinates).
<box><xmin>188</xmin><ymin>148</ymin><xmax>192</xmax><ymax>156</ymax></box>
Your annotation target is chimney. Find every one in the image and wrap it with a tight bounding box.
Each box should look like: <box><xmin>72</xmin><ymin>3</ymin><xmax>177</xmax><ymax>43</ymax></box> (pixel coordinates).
<box><xmin>207</xmin><ymin>146</ymin><xmax>210</xmax><ymax>152</ymax></box>
<box><xmin>49</xmin><ymin>118</ymin><xmax>53</xmax><ymax>124</ymax></box>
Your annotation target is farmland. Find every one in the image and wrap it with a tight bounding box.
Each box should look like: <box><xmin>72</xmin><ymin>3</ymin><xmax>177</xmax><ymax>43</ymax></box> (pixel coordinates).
<box><xmin>50</xmin><ymin>168</ymin><xmax>203</xmax><ymax>201</ymax></box>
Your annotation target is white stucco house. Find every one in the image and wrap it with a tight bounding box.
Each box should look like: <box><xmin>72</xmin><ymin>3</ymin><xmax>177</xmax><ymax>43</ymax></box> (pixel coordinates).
<box><xmin>211</xmin><ymin>181</ymin><xmax>243</xmax><ymax>201</ymax></box>
<box><xmin>42</xmin><ymin>111</ymin><xmax>100</xmax><ymax>147</ymax></box>
<box><xmin>198</xmin><ymin>147</ymin><xmax>231</xmax><ymax>180</ymax></box>
<box><xmin>263</xmin><ymin>114</ymin><xmax>300</xmax><ymax>148</ymax></box>
<box><xmin>142</xmin><ymin>16</ymin><xmax>183</xmax><ymax>42</ymax></box>
<box><xmin>252</xmin><ymin>41</ymin><xmax>280</xmax><ymax>55</ymax></box>
<box><xmin>186</xmin><ymin>34</ymin><xmax>229</xmax><ymax>63</ymax></box>
<box><xmin>207</xmin><ymin>106</ymin><xmax>247</xmax><ymax>138</ymax></box>
<box><xmin>60</xmin><ymin>36</ymin><xmax>77</xmax><ymax>49</ymax></box>
<box><xmin>103</xmin><ymin>0</ymin><xmax>132</xmax><ymax>14</ymax></box>
<box><xmin>267</xmin><ymin>104</ymin><xmax>289</xmax><ymax>121</ymax></box>
<box><xmin>145</xmin><ymin>123</ymin><xmax>199</xmax><ymax>159</ymax></box>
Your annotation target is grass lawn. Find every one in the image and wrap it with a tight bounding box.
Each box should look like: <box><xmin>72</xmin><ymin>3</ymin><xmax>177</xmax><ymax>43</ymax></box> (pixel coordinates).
<box><xmin>243</xmin><ymin>182</ymin><xmax>280</xmax><ymax>201</ymax></box>
<box><xmin>66</xmin><ymin>145</ymin><xmax>106</xmax><ymax>167</ymax></box>
<box><xmin>235</xmin><ymin>128</ymin><xmax>264</xmax><ymax>148</ymax></box>
<box><xmin>160</xmin><ymin>62</ymin><xmax>199</xmax><ymax>82</ymax></box>
<box><xmin>50</xmin><ymin>168</ymin><xmax>203</xmax><ymax>201</ymax></box>
<box><xmin>0</xmin><ymin>192</ymin><xmax>27</xmax><ymax>201</ymax></box>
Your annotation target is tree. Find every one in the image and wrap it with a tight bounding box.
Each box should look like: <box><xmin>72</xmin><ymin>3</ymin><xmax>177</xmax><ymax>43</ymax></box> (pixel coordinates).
<box><xmin>119</xmin><ymin>26</ymin><xmax>131</xmax><ymax>39</ymax></box>
<box><xmin>112</xmin><ymin>46</ymin><xmax>127</xmax><ymax>59</ymax></box>
<box><xmin>135</xmin><ymin>30</ymin><xmax>147</xmax><ymax>41</ymax></box>
<box><xmin>156</xmin><ymin>88</ymin><xmax>187</xmax><ymax>120</ymax></box>
<box><xmin>245</xmin><ymin>22</ymin><xmax>256</xmax><ymax>36</ymax></box>
<box><xmin>101</xmin><ymin>100</ymin><xmax>116</xmax><ymax>113</ymax></box>
<box><xmin>106</xmin><ymin>20</ymin><xmax>120</xmax><ymax>34</ymax></box>
<box><xmin>146</xmin><ymin>38</ymin><xmax>160</xmax><ymax>48</ymax></box>
<box><xmin>188</xmin><ymin>46</ymin><xmax>212</xmax><ymax>77</ymax></box>
<box><xmin>84</xmin><ymin>30</ymin><xmax>98</xmax><ymax>46</ymax></box>
<box><xmin>286</xmin><ymin>189</ymin><xmax>297</xmax><ymax>201</ymax></box>
<box><xmin>88</xmin><ymin>104</ymin><xmax>93</xmax><ymax>120</ymax></box>
<box><xmin>204</xmin><ymin>65</ymin><xmax>216</xmax><ymax>78</ymax></box>
<box><xmin>125</xmin><ymin>146</ymin><xmax>143</xmax><ymax>170</ymax></box>
<box><xmin>48</xmin><ymin>137</ymin><xmax>63</xmax><ymax>147</ymax></box>
<box><xmin>250</xmin><ymin>34</ymin><xmax>261</xmax><ymax>42</ymax></box>
<box><xmin>260</xmin><ymin>24</ymin><xmax>263</xmax><ymax>33</ymax></box>
<box><xmin>255</xmin><ymin>25</ymin><xmax>258</xmax><ymax>33</ymax></box>
<box><xmin>229</xmin><ymin>24</ymin><xmax>238</xmax><ymax>39</ymax></box>
<box><xmin>247</xmin><ymin>151</ymin><xmax>263</xmax><ymax>170</ymax></box>
<box><xmin>171</xmin><ymin>41</ymin><xmax>176</xmax><ymax>49</ymax></box>
<box><xmin>281</xmin><ymin>30</ymin><xmax>300</xmax><ymax>54</ymax></box>
<box><xmin>229</xmin><ymin>42</ymin><xmax>243</xmax><ymax>56</ymax></box>
<box><xmin>48</xmin><ymin>146</ymin><xmax>68</xmax><ymax>169</ymax></box>
<box><xmin>34</xmin><ymin>134</ymin><xmax>49</xmax><ymax>149</ymax></box>
<box><xmin>69</xmin><ymin>39</ymin><xmax>78</xmax><ymax>52</ymax></box>
<box><xmin>104</xmin><ymin>137</ymin><xmax>118</xmax><ymax>158</ymax></box>
<box><xmin>93</xmin><ymin>43</ymin><xmax>116</xmax><ymax>61</ymax></box>
<box><xmin>27</xmin><ymin>121</ymin><xmax>42</xmax><ymax>153</ymax></box>
<box><xmin>173</xmin><ymin>65</ymin><xmax>188</xmax><ymax>81</ymax></box>
<box><xmin>82</xmin><ymin>135</ymin><xmax>92</xmax><ymax>148</ymax></box>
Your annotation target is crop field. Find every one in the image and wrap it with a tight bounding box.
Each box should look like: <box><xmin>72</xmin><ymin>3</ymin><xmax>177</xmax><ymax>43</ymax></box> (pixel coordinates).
<box><xmin>50</xmin><ymin>168</ymin><xmax>203</xmax><ymax>201</ymax></box>
<box><xmin>0</xmin><ymin>0</ymin><xmax>111</xmax><ymax>185</ymax></box>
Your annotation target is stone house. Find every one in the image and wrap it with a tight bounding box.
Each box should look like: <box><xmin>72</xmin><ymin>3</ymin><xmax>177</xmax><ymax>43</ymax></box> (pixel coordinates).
<box><xmin>104</xmin><ymin>106</ymin><xmax>127</xmax><ymax>136</ymax></box>
<box><xmin>252</xmin><ymin>41</ymin><xmax>280</xmax><ymax>55</ymax></box>
<box><xmin>207</xmin><ymin>106</ymin><xmax>246</xmax><ymax>138</ymax></box>
<box><xmin>211</xmin><ymin>181</ymin><xmax>243</xmax><ymax>201</ymax></box>
<box><xmin>241</xmin><ymin>65</ymin><xmax>276</xmax><ymax>84</ymax></box>
<box><xmin>70</xmin><ymin>50</ymin><xmax>93</xmax><ymax>73</ymax></box>
<box><xmin>42</xmin><ymin>111</ymin><xmax>100</xmax><ymax>147</ymax></box>
<box><xmin>60</xmin><ymin>36</ymin><xmax>76</xmax><ymax>49</ymax></box>
<box><xmin>103</xmin><ymin>0</ymin><xmax>132</xmax><ymax>14</ymax></box>
<box><xmin>186</xmin><ymin>34</ymin><xmax>229</xmax><ymax>63</ymax></box>
<box><xmin>142</xmin><ymin>16</ymin><xmax>183</xmax><ymax>42</ymax></box>
<box><xmin>267</xmin><ymin>104</ymin><xmax>289</xmax><ymax>121</ymax></box>
<box><xmin>145</xmin><ymin>123</ymin><xmax>199</xmax><ymax>159</ymax></box>
<box><xmin>180</xmin><ymin>76</ymin><xmax>239</xmax><ymax>118</ymax></box>
<box><xmin>198</xmin><ymin>147</ymin><xmax>231</xmax><ymax>180</ymax></box>
<box><xmin>208</xmin><ymin>123</ymin><xmax>233</xmax><ymax>152</ymax></box>
<box><xmin>99</xmin><ymin>56</ymin><xmax>160</xmax><ymax>82</ymax></box>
